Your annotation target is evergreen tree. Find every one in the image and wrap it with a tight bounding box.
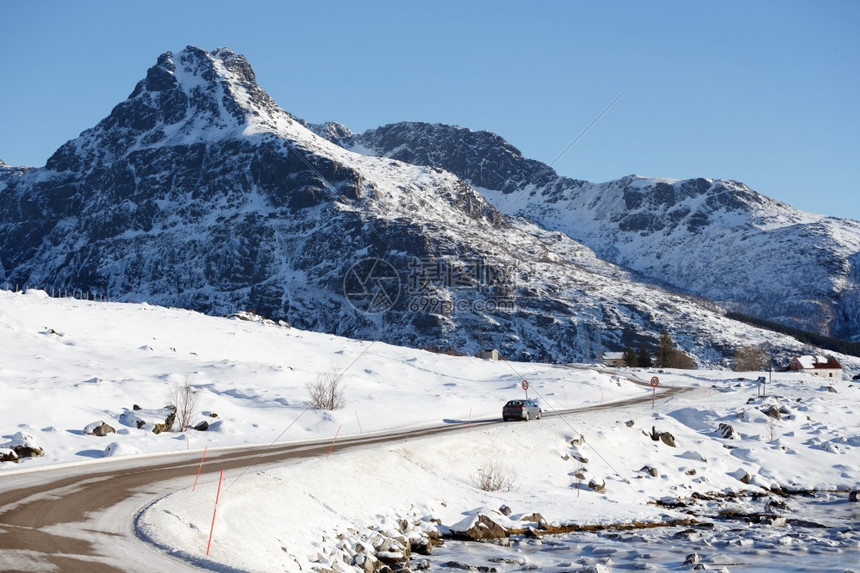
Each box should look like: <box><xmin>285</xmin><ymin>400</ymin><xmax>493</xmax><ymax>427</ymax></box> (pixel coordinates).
<box><xmin>623</xmin><ymin>343</ymin><xmax>637</xmax><ymax>367</ymax></box>
<box><xmin>637</xmin><ymin>344</ymin><xmax>652</xmax><ymax>368</ymax></box>
<box><xmin>658</xmin><ymin>329</ymin><xmax>674</xmax><ymax>368</ymax></box>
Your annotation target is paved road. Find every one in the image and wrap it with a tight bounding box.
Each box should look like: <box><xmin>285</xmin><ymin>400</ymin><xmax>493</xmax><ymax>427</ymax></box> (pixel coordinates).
<box><xmin>0</xmin><ymin>376</ymin><xmax>688</xmax><ymax>572</ymax></box>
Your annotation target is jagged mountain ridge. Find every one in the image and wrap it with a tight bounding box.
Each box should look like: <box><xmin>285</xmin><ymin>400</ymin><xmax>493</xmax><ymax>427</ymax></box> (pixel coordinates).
<box><xmin>338</xmin><ymin>122</ymin><xmax>860</xmax><ymax>341</ymax></box>
<box><xmin>0</xmin><ymin>46</ymin><xmax>849</xmax><ymax>366</ymax></box>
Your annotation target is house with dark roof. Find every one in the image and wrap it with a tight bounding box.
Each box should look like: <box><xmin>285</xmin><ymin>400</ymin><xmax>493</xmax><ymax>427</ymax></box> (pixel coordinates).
<box><xmin>787</xmin><ymin>355</ymin><xmax>843</xmax><ymax>379</ymax></box>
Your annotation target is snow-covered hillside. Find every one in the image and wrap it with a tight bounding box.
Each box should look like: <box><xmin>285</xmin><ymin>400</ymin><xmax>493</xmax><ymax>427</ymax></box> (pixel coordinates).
<box><xmin>343</xmin><ymin>122</ymin><xmax>860</xmax><ymax>340</ymax></box>
<box><xmin>1</xmin><ymin>290</ymin><xmax>858</xmax><ymax>572</ymax></box>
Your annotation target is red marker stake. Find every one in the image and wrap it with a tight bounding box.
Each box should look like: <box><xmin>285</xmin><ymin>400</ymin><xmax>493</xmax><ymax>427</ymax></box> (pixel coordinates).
<box><xmin>192</xmin><ymin>445</ymin><xmax>208</xmax><ymax>491</ymax></box>
<box><xmin>205</xmin><ymin>469</ymin><xmax>224</xmax><ymax>556</ymax></box>
<box><xmin>326</xmin><ymin>425</ymin><xmax>342</xmax><ymax>460</ymax></box>
<box><xmin>355</xmin><ymin>410</ymin><xmax>363</xmax><ymax>434</ymax></box>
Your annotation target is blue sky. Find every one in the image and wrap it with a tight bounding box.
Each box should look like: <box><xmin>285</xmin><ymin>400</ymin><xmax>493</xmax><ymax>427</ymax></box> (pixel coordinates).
<box><xmin>2</xmin><ymin>1</ymin><xmax>858</xmax><ymax>220</ymax></box>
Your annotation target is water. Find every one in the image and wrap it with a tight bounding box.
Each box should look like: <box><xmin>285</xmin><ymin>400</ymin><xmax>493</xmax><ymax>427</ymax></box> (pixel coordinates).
<box><xmin>425</xmin><ymin>492</ymin><xmax>859</xmax><ymax>572</ymax></box>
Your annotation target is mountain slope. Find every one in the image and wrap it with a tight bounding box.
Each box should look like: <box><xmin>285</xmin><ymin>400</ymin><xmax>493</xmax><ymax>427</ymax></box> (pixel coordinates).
<box><xmin>0</xmin><ymin>47</ymin><xmax>845</xmax><ymax>365</ymax></box>
<box><xmin>341</xmin><ymin>122</ymin><xmax>860</xmax><ymax>341</ymax></box>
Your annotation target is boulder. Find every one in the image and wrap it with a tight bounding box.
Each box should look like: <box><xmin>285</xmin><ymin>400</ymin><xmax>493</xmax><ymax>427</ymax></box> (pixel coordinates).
<box><xmin>461</xmin><ymin>514</ymin><xmax>509</xmax><ymax>541</ymax></box>
<box><xmin>94</xmin><ymin>423</ymin><xmax>115</xmax><ymax>436</ymax></box>
<box><xmin>84</xmin><ymin>421</ymin><xmax>116</xmax><ymax>436</ymax></box>
<box><xmin>640</xmin><ymin>465</ymin><xmax>658</xmax><ymax>477</ymax></box>
<box><xmin>351</xmin><ymin>553</ymin><xmax>377</xmax><ymax>573</ymax></box>
<box><xmin>194</xmin><ymin>420</ymin><xmax>209</xmax><ymax>431</ymax></box>
<box><xmin>6</xmin><ymin>432</ymin><xmax>44</xmax><ymax>457</ymax></box>
<box><xmin>520</xmin><ymin>512</ymin><xmax>544</xmax><ymax>524</ymax></box>
<box><xmin>498</xmin><ymin>504</ymin><xmax>512</xmax><ymax>516</ymax></box>
<box><xmin>849</xmin><ymin>490</ymin><xmax>860</xmax><ymax>503</ymax></box>
<box><xmin>760</xmin><ymin>405</ymin><xmax>781</xmax><ymax>420</ymax></box>
<box><xmin>660</xmin><ymin>432</ymin><xmax>677</xmax><ymax>447</ymax></box>
<box><xmin>717</xmin><ymin>423</ymin><xmax>735</xmax><ymax>439</ymax></box>
<box><xmin>0</xmin><ymin>448</ymin><xmax>19</xmax><ymax>463</ymax></box>
<box><xmin>163</xmin><ymin>411</ymin><xmax>176</xmax><ymax>432</ymax></box>
<box><xmin>13</xmin><ymin>445</ymin><xmax>44</xmax><ymax>458</ymax></box>
<box><xmin>649</xmin><ymin>426</ymin><xmax>676</xmax><ymax>446</ymax></box>
<box><xmin>588</xmin><ymin>478</ymin><xmax>606</xmax><ymax>493</ymax></box>
<box><xmin>765</xmin><ymin>498</ymin><xmax>791</xmax><ymax>513</ymax></box>
<box><xmin>410</xmin><ymin>537</ymin><xmax>433</xmax><ymax>556</ymax></box>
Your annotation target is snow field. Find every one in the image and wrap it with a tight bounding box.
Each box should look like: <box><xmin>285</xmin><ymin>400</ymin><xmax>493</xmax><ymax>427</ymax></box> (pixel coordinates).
<box><xmin>1</xmin><ymin>289</ymin><xmax>857</xmax><ymax>572</ymax></box>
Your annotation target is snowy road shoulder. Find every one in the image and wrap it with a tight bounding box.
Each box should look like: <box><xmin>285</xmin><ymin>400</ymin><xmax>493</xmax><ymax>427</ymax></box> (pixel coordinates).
<box><xmin>139</xmin><ymin>377</ymin><xmax>860</xmax><ymax>572</ymax></box>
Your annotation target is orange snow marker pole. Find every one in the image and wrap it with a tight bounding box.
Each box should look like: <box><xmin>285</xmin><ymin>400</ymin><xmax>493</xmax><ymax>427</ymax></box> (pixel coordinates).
<box><xmin>192</xmin><ymin>445</ymin><xmax>208</xmax><ymax>491</ymax></box>
<box><xmin>326</xmin><ymin>425</ymin><xmax>342</xmax><ymax>460</ymax></box>
<box><xmin>355</xmin><ymin>410</ymin><xmax>363</xmax><ymax>434</ymax></box>
<box><xmin>205</xmin><ymin>469</ymin><xmax>224</xmax><ymax>556</ymax></box>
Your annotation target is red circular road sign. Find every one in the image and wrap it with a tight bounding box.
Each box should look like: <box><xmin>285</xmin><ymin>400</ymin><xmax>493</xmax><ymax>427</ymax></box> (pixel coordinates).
<box><xmin>521</xmin><ymin>379</ymin><xmax>529</xmax><ymax>391</ymax></box>
<box><xmin>650</xmin><ymin>376</ymin><xmax>660</xmax><ymax>387</ymax></box>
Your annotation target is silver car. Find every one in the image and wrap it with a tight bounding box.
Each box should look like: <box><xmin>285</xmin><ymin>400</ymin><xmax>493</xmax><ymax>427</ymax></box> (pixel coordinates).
<box><xmin>502</xmin><ymin>399</ymin><xmax>542</xmax><ymax>421</ymax></box>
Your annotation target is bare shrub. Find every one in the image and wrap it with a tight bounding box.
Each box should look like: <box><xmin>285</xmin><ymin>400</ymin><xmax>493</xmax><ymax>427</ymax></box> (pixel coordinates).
<box><xmin>307</xmin><ymin>368</ymin><xmax>346</xmax><ymax>410</ymax></box>
<box><xmin>170</xmin><ymin>379</ymin><xmax>200</xmax><ymax>431</ymax></box>
<box><xmin>669</xmin><ymin>350</ymin><xmax>698</xmax><ymax>369</ymax></box>
<box><xmin>732</xmin><ymin>345</ymin><xmax>769</xmax><ymax>371</ymax></box>
<box><xmin>471</xmin><ymin>462</ymin><xmax>517</xmax><ymax>492</ymax></box>
<box><xmin>767</xmin><ymin>416</ymin><xmax>778</xmax><ymax>441</ymax></box>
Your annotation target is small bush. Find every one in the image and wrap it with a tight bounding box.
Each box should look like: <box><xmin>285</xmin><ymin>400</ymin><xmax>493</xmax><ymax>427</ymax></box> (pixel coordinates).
<box><xmin>308</xmin><ymin>368</ymin><xmax>346</xmax><ymax>410</ymax></box>
<box><xmin>471</xmin><ymin>462</ymin><xmax>517</xmax><ymax>492</ymax></box>
<box><xmin>170</xmin><ymin>379</ymin><xmax>200</xmax><ymax>431</ymax></box>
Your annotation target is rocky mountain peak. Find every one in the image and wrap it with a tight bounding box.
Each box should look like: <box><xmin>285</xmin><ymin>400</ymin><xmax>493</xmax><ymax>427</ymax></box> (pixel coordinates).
<box><xmin>344</xmin><ymin>121</ymin><xmax>577</xmax><ymax>194</ymax></box>
<box><xmin>45</xmin><ymin>46</ymin><xmax>288</xmax><ymax>174</ymax></box>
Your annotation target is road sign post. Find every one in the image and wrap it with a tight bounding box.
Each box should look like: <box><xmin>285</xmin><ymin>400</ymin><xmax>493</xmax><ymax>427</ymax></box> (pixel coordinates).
<box><xmin>521</xmin><ymin>379</ymin><xmax>529</xmax><ymax>399</ymax></box>
<box><xmin>757</xmin><ymin>376</ymin><xmax>767</xmax><ymax>397</ymax></box>
<box><xmin>650</xmin><ymin>376</ymin><xmax>660</xmax><ymax>408</ymax></box>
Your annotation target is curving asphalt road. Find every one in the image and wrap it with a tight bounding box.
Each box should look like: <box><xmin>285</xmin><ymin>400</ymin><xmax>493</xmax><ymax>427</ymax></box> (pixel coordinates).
<box><xmin>0</xmin><ymin>375</ymin><xmax>689</xmax><ymax>572</ymax></box>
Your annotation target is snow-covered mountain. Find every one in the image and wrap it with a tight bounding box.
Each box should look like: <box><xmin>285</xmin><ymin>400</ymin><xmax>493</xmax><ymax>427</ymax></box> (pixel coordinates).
<box><xmin>339</xmin><ymin>122</ymin><xmax>860</xmax><ymax>341</ymax></box>
<box><xmin>0</xmin><ymin>47</ymin><xmax>852</xmax><ymax>364</ymax></box>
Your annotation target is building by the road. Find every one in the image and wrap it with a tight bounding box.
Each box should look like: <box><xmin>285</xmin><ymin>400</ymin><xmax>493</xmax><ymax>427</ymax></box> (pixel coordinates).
<box><xmin>787</xmin><ymin>355</ymin><xmax>843</xmax><ymax>379</ymax></box>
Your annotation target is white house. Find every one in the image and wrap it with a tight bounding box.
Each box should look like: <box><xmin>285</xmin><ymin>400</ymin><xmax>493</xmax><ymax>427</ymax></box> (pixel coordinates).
<box><xmin>477</xmin><ymin>349</ymin><xmax>499</xmax><ymax>361</ymax></box>
<box><xmin>602</xmin><ymin>351</ymin><xmax>626</xmax><ymax>367</ymax></box>
<box><xmin>787</xmin><ymin>355</ymin><xmax>843</xmax><ymax>379</ymax></box>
